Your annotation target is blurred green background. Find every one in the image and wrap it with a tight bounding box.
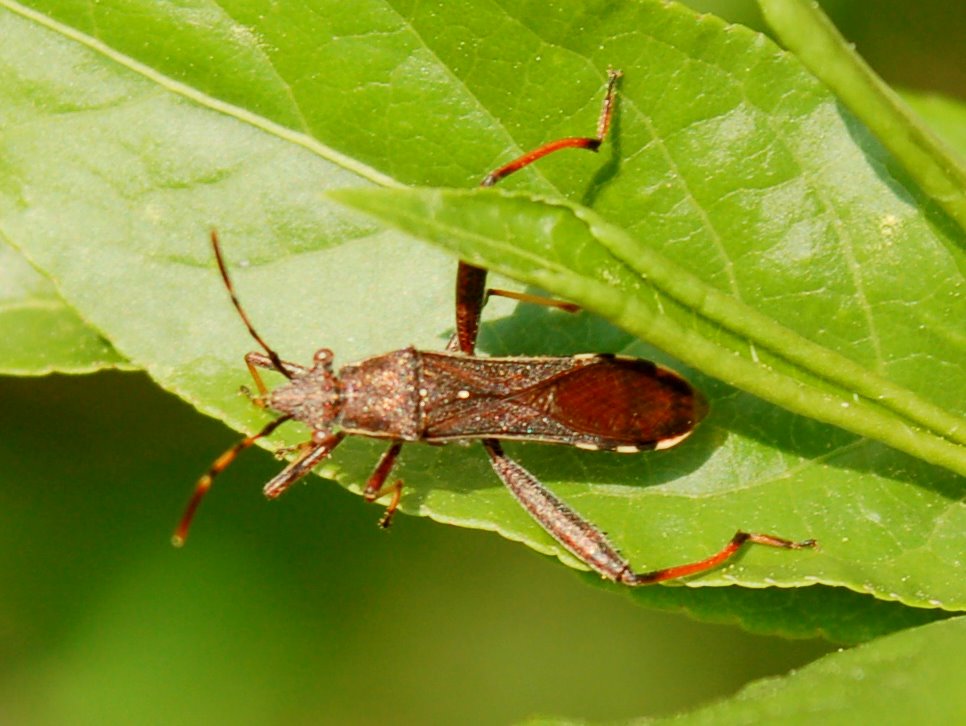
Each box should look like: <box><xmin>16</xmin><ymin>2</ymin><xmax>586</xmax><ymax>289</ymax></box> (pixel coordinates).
<box><xmin>3</xmin><ymin>1</ymin><xmax>963</xmax><ymax>723</ymax></box>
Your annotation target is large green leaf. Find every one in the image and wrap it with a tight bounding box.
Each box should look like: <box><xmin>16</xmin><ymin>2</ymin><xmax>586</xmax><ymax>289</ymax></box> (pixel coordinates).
<box><xmin>1</xmin><ymin>0</ymin><xmax>963</xmax><ymax>619</ymax></box>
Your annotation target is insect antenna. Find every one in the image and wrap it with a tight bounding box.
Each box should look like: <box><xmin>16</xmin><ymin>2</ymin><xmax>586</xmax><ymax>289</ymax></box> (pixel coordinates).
<box><xmin>210</xmin><ymin>230</ymin><xmax>292</xmax><ymax>380</ymax></box>
<box><xmin>172</xmin><ymin>413</ymin><xmax>293</xmax><ymax>547</ymax></box>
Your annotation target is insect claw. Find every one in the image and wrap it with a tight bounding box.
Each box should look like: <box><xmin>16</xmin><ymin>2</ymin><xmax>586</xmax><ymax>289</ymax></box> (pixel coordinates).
<box><xmin>376</xmin><ymin>480</ymin><xmax>404</xmax><ymax>529</ymax></box>
<box><xmin>238</xmin><ymin>384</ymin><xmax>267</xmax><ymax>409</ymax></box>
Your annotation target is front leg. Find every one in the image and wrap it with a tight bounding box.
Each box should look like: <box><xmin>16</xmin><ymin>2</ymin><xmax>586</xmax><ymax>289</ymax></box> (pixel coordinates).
<box><xmin>363</xmin><ymin>442</ymin><xmax>405</xmax><ymax>529</ymax></box>
<box><xmin>262</xmin><ymin>431</ymin><xmax>346</xmax><ymax>499</ymax></box>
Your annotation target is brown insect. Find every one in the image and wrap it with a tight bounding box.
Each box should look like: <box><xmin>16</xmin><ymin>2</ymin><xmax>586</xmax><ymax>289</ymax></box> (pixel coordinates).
<box><xmin>174</xmin><ymin>70</ymin><xmax>814</xmax><ymax>584</ymax></box>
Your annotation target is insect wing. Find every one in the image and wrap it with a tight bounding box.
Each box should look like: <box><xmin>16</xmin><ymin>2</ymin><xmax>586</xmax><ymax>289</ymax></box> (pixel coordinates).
<box><xmin>518</xmin><ymin>356</ymin><xmax>707</xmax><ymax>450</ymax></box>
<box><xmin>418</xmin><ymin>353</ymin><xmax>705</xmax><ymax>450</ymax></box>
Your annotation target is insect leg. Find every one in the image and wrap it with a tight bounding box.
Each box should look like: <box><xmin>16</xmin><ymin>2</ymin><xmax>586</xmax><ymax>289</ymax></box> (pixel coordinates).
<box><xmin>483</xmin><ymin>440</ymin><xmax>816</xmax><ymax>585</ymax></box>
<box><xmin>479</xmin><ymin>68</ymin><xmax>621</xmax><ymax>187</ymax></box>
<box><xmin>262</xmin><ymin>431</ymin><xmax>347</xmax><ymax>499</ymax></box>
<box><xmin>482</xmin><ymin>439</ymin><xmax>635</xmax><ymax>582</ymax></box>
<box><xmin>363</xmin><ymin>442</ymin><xmax>405</xmax><ymax>529</ymax></box>
<box><xmin>452</xmin><ymin>273</ymin><xmax>582</xmax><ymax>354</ymax></box>
<box><xmin>618</xmin><ymin>532</ymin><xmax>817</xmax><ymax>586</ymax></box>
<box><xmin>455</xmin><ymin>69</ymin><xmax>621</xmax><ymax>354</ymax></box>
<box><xmin>453</xmin><ymin>258</ymin><xmax>488</xmax><ymax>354</ymax></box>
<box><xmin>172</xmin><ymin>414</ymin><xmax>294</xmax><ymax>547</ymax></box>
<box><xmin>484</xmin><ymin>289</ymin><xmax>580</xmax><ymax>313</ymax></box>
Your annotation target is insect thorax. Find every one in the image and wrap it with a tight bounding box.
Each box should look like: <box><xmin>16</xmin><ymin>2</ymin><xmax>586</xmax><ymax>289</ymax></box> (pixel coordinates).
<box><xmin>336</xmin><ymin>347</ymin><xmax>421</xmax><ymax>440</ymax></box>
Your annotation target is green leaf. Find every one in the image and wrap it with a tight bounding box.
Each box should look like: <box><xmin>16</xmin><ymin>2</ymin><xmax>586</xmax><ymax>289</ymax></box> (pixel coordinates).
<box><xmin>646</xmin><ymin>616</ymin><xmax>966</xmax><ymax>724</ymax></box>
<box><xmin>334</xmin><ymin>186</ymin><xmax>966</xmax><ymax>475</ymax></box>
<box><xmin>0</xmin><ymin>236</ymin><xmax>128</xmax><ymax>374</ymax></box>
<box><xmin>759</xmin><ymin>0</ymin><xmax>966</xmax><ymax>243</ymax></box>
<box><xmin>902</xmin><ymin>91</ymin><xmax>966</xmax><ymax>159</ymax></box>
<box><xmin>1</xmin><ymin>0</ymin><xmax>963</xmax><ymax>619</ymax></box>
